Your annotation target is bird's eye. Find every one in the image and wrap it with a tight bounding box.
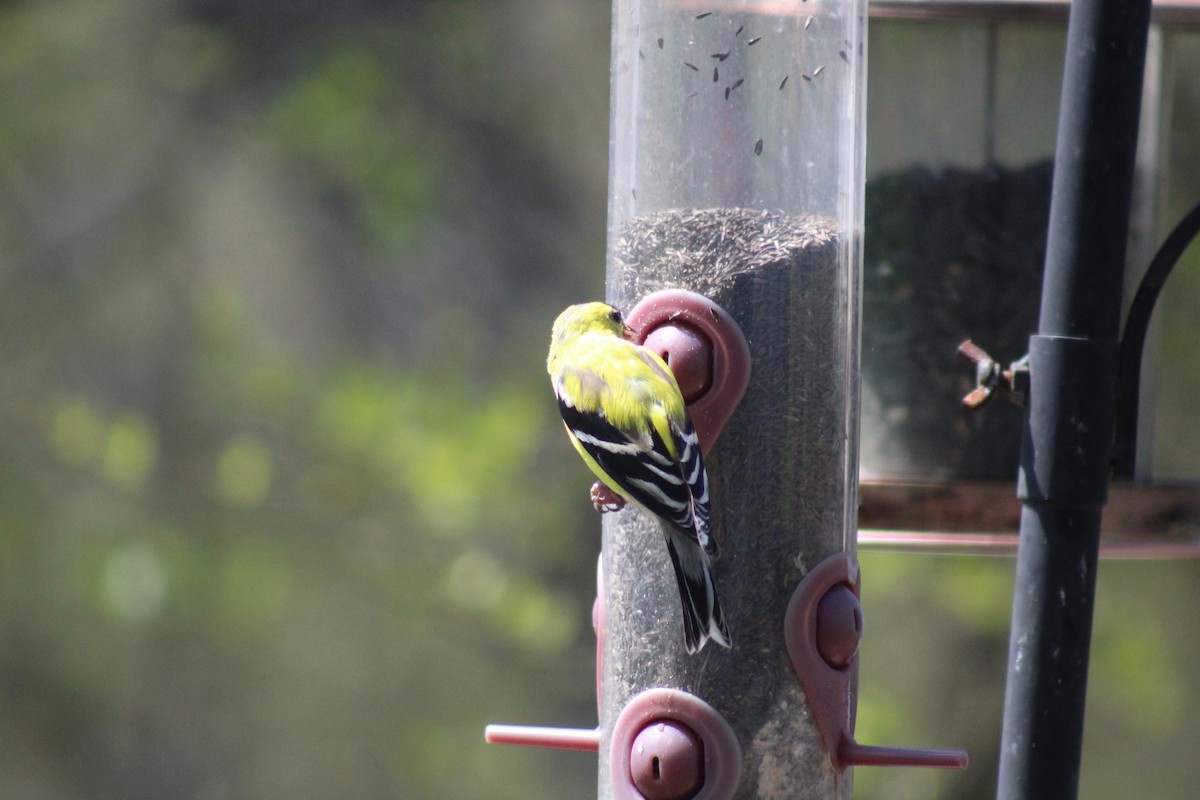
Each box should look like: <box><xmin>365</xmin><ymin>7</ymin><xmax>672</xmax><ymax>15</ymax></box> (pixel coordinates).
<box><xmin>608</xmin><ymin>307</ymin><xmax>623</xmax><ymax>324</ymax></box>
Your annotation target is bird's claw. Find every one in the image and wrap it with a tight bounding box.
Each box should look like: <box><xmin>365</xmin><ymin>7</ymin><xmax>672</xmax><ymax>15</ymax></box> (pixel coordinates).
<box><xmin>590</xmin><ymin>481</ymin><xmax>626</xmax><ymax>513</ymax></box>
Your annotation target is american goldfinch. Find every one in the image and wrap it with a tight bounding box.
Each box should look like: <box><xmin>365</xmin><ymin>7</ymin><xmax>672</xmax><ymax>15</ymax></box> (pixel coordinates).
<box><xmin>547</xmin><ymin>302</ymin><xmax>732</xmax><ymax>653</ymax></box>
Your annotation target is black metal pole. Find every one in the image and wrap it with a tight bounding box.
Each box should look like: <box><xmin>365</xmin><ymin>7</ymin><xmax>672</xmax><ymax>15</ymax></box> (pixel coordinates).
<box><xmin>996</xmin><ymin>0</ymin><xmax>1151</xmax><ymax>798</ymax></box>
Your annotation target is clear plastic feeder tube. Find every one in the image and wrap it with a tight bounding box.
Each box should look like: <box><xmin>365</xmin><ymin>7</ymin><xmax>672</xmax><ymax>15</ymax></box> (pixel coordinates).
<box><xmin>606</xmin><ymin>0</ymin><xmax>866</xmax><ymax>556</ymax></box>
<box><xmin>602</xmin><ymin>1</ymin><xmax>866</xmax><ymax>796</ymax></box>
<box><xmin>608</xmin><ymin>1</ymin><xmax>865</xmax><ymax>224</ymax></box>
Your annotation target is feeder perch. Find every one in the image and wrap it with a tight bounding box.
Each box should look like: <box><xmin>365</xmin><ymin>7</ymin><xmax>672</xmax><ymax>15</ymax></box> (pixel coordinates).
<box><xmin>783</xmin><ymin>553</ymin><xmax>968</xmax><ymax>772</ymax></box>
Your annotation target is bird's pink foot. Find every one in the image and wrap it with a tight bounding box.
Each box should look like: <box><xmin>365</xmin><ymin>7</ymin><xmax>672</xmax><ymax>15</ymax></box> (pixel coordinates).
<box><xmin>590</xmin><ymin>481</ymin><xmax>626</xmax><ymax>513</ymax></box>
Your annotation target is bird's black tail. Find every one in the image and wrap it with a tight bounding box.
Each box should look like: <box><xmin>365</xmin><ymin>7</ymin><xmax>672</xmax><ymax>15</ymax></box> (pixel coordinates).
<box><xmin>664</xmin><ymin>529</ymin><xmax>732</xmax><ymax>654</ymax></box>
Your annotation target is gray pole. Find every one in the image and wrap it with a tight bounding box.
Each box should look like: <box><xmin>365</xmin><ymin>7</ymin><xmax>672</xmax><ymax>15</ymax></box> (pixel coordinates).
<box><xmin>997</xmin><ymin>0</ymin><xmax>1152</xmax><ymax>797</ymax></box>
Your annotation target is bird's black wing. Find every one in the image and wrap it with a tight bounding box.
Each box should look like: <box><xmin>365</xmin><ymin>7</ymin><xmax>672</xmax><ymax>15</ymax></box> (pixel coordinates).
<box><xmin>557</xmin><ymin>397</ymin><xmax>700</xmax><ymax>539</ymax></box>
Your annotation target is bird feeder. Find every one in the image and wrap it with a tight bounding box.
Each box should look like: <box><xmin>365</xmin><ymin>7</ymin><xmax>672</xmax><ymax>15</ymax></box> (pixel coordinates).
<box><xmin>490</xmin><ymin>0</ymin><xmax>969</xmax><ymax>798</ymax></box>
<box><xmin>856</xmin><ymin>0</ymin><xmax>1200</xmax><ymax>555</ymax></box>
<box><xmin>603</xmin><ymin>1</ymin><xmax>878</xmax><ymax>793</ymax></box>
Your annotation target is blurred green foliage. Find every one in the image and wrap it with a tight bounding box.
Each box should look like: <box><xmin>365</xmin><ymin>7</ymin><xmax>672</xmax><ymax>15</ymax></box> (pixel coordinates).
<box><xmin>2</xmin><ymin>2</ymin><xmax>1200</xmax><ymax>799</ymax></box>
<box><xmin>0</xmin><ymin>1</ymin><xmax>608</xmax><ymax>797</ymax></box>
<box><xmin>855</xmin><ymin>553</ymin><xmax>1200</xmax><ymax>800</ymax></box>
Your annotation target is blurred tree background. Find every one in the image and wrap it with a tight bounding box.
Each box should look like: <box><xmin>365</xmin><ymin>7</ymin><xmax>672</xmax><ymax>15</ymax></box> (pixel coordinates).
<box><xmin>1</xmin><ymin>2</ymin><xmax>1199</xmax><ymax>799</ymax></box>
<box><xmin>0</xmin><ymin>1</ymin><xmax>609</xmax><ymax>797</ymax></box>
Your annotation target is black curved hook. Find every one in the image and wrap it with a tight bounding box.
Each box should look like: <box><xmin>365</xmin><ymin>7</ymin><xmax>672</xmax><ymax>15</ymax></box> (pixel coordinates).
<box><xmin>1113</xmin><ymin>199</ymin><xmax>1200</xmax><ymax>479</ymax></box>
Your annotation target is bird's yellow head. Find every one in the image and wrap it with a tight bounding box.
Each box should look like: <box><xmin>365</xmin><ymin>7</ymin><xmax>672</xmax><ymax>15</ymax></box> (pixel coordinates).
<box><xmin>547</xmin><ymin>302</ymin><xmax>634</xmax><ymax>373</ymax></box>
<box><xmin>550</xmin><ymin>302</ymin><xmax>631</xmax><ymax>344</ymax></box>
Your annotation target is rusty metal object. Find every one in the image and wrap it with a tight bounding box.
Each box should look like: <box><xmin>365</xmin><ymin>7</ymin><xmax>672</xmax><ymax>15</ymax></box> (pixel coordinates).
<box><xmin>957</xmin><ymin>340</ymin><xmax>1029</xmax><ymax>410</ymax></box>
